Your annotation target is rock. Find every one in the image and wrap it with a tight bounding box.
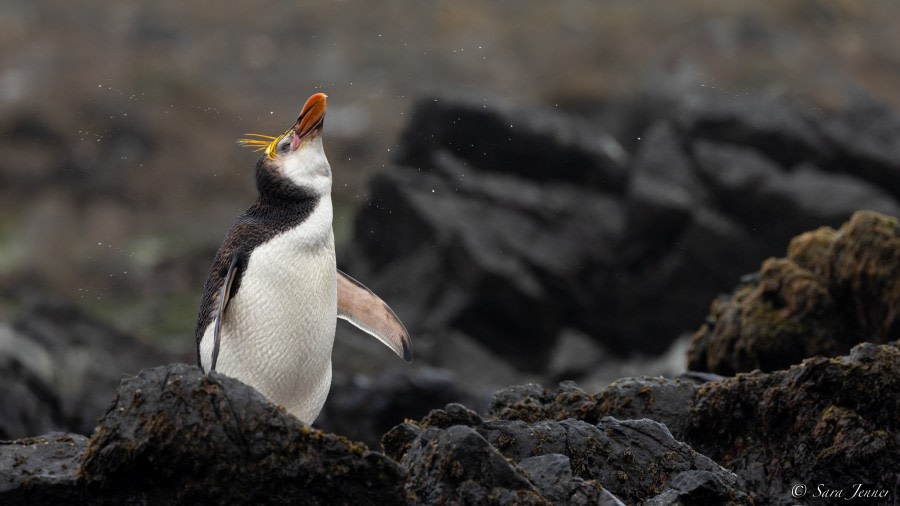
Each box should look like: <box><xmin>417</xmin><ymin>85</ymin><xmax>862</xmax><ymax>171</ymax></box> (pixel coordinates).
<box><xmin>466</xmin><ymin>340</ymin><xmax>900</xmax><ymax>504</ymax></box>
<box><xmin>387</xmin><ymin>410</ymin><xmax>749</xmax><ymax>505</ymax></box>
<box><xmin>689</xmin><ymin>210</ymin><xmax>900</xmax><ymax>374</ymax></box>
<box><xmin>644</xmin><ymin>470</ymin><xmax>751</xmax><ymax>506</ymax></box>
<box><xmin>315</xmin><ymin>366</ymin><xmax>485</xmax><ymax>449</ymax></box>
<box><xmin>347</xmin><ymin>158</ymin><xmax>628</xmax><ymax>368</ymax></box>
<box><xmin>487</xmin><ymin>378</ymin><xmax>699</xmax><ymax>441</ymax></box>
<box><xmin>0</xmin><ymin>324</ymin><xmax>64</xmax><ymax>440</ymax></box>
<box><xmin>10</xmin><ymin>302</ymin><xmax>180</xmax><ymax>436</ymax></box>
<box><xmin>399</xmin><ymin>425</ymin><xmax>548</xmax><ymax>505</ymax></box>
<box><xmin>344</xmin><ymin>91</ymin><xmax>900</xmax><ymax>371</ymax></box>
<box><xmin>687</xmin><ymin>341</ymin><xmax>900</xmax><ymax>505</ymax></box>
<box><xmin>515</xmin><ymin>453</ymin><xmax>574</xmax><ymax>502</ymax></box>
<box><xmin>4</xmin><ymin>341</ymin><xmax>892</xmax><ymax>504</ymax></box>
<box><xmin>398</xmin><ymin>93</ymin><xmax>629</xmax><ymax>192</ymax></box>
<box><xmin>80</xmin><ymin>363</ymin><xmax>405</xmax><ymax>505</ymax></box>
<box><xmin>816</xmin><ymin>90</ymin><xmax>900</xmax><ymax>197</ymax></box>
<box><xmin>629</xmin><ymin>121</ymin><xmax>702</xmax><ymax>199</ymax></box>
<box><xmin>594</xmin><ymin>377</ymin><xmax>698</xmax><ymax>441</ymax></box>
<box><xmin>488</xmin><ymin>382</ymin><xmax>598</xmax><ymax>425</ymax></box>
<box><xmin>692</xmin><ymin>141</ymin><xmax>900</xmax><ymax>249</ymax></box>
<box><xmin>545</xmin><ymin>329</ymin><xmax>608</xmax><ymax>382</ymax></box>
<box><xmin>677</xmin><ymin>91</ymin><xmax>830</xmax><ymax>169</ymax></box>
<box><xmin>518</xmin><ymin>454</ymin><xmax>624</xmax><ymax>506</ymax></box>
<box><xmin>0</xmin><ymin>433</ymin><xmax>88</xmax><ymax>505</ymax></box>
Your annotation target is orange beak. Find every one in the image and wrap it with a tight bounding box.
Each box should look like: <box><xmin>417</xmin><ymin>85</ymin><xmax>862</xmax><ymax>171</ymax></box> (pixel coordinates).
<box><xmin>294</xmin><ymin>93</ymin><xmax>327</xmax><ymax>140</ymax></box>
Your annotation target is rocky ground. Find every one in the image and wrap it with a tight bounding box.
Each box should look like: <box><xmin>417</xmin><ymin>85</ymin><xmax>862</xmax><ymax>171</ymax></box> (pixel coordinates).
<box><xmin>1</xmin><ymin>341</ymin><xmax>896</xmax><ymax>504</ymax></box>
<box><xmin>2</xmin><ymin>87</ymin><xmax>900</xmax><ymax>503</ymax></box>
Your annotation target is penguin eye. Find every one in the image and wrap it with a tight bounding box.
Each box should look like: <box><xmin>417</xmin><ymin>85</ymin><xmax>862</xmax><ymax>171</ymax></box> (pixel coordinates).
<box><xmin>278</xmin><ymin>137</ymin><xmax>291</xmax><ymax>153</ymax></box>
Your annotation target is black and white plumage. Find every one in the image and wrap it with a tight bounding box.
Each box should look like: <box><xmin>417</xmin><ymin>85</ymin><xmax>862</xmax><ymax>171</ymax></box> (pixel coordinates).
<box><xmin>195</xmin><ymin>93</ymin><xmax>411</xmax><ymax>424</ymax></box>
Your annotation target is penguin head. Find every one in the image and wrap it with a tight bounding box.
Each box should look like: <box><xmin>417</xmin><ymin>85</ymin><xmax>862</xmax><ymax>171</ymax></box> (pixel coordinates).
<box><xmin>239</xmin><ymin>93</ymin><xmax>331</xmax><ymax>199</ymax></box>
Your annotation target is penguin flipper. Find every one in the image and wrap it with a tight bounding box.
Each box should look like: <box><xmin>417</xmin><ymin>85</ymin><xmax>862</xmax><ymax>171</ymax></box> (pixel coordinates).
<box><xmin>337</xmin><ymin>269</ymin><xmax>413</xmax><ymax>362</ymax></box>
<box><xmin>211</xmin><ymin>252</ymin><xmax>241</xmax><ymax>372</ymax></box>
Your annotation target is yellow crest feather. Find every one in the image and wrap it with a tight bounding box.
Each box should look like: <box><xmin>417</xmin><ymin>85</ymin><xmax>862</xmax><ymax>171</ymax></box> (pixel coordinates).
<box><xmin>236</xmin><ymin>131</ymin><xmax>290</xmax><ymax>159</ymax></box>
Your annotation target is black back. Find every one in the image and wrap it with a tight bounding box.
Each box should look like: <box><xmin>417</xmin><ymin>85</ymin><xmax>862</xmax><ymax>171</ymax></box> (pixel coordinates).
<box><xmin>194</xmin><ymin>156</ymin><xmax>320</xmax><ymax>360</ymax></box>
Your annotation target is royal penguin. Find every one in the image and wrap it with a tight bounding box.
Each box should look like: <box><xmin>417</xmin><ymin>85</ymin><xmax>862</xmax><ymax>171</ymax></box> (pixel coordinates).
<box><xmin>195</xmin><ymin>92</ymin><xmax>412</xmax><ymax>424</ymax></box>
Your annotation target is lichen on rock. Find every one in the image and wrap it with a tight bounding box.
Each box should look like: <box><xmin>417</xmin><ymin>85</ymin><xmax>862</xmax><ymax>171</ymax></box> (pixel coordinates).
<box><xmin>689</xmin><ymin>210</ymin><xmax>900</xmax><ymax>374</ymax></box>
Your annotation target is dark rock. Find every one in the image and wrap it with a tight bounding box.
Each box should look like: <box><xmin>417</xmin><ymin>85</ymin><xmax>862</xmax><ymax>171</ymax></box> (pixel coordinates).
<box><xmin>316</xmin><ymin>366</ymin><xmax>484</xmax><ymax>448</ymax></box>
<box><xmin>346</xmin><ymin>92</ymin><xmax>900</xmax><ymax>370</ymax></box>
<box><xmin>644</xmin><ymin>470</ymin><xmax>751</xmax><ymax>506</ymax></box>
<box><xmin>386</xmin><ymin>393</ymin><xmax>752</xmax><ymax>503</ymax></box>
<box><xmin>816</xmin><ymin>90</ymin><xmax>900</xmax><ymax>198</ymax></box>
<box><xmin>594</xmin><ymin>377</ymin><xmax>698</xmax><ymax>441</ymax></box>
<box><xmin>488</xmin><ymin>382</ymin><xmax>598</xmax><ymax>424</ymax></box>
<box><xmin>398</xmin><ymin>94</ymin><xmax>629</xmax><ymax>192</ymax></box>
<box><xmin>689</xmin><ymin>210</ymin><xmax>900</xmax><ymax>374</ymax></box>
<box><xmin>0</xmin><ymin>325</ymin><xmax>64</xmax><ymax>440</ymax></box>
<box><xmin>517</xmin><ymin>453</ymin><xmax>625</xmax><ymax>506</ymax></box>
<box><xmin>516</xmin><ymin>453</ymin><xmax>576</xmax><ymax>503</ymax></box>
<box><xmin>463</xmin><ymin>340</ymin><xmax>900</xmax><ymax>504</ymax></box>
<box><xmin>10</xmin><ymin>302</ymin><xmax>179</xmax><ymax>435</ymax></box>
<box><xmin>545</xmin><ymin>329</ymin><xmax>609</xmax><ymax>382</ymax></box>
<box><xmin>488</xmin><ymin>379</ymin><xmax>699</xmax><ymax>441</ymax></box>
<box><xmin>6</xmin><ymin>341</ymin><xmax>892</xmax><ymax>504</ymax></box>
<box><xmin>677</xmin><ymin>91</ymin><xmax>830</xmax><ymax>169</ymax></box>
<box><xmin>478</xmin><ymin>417</ymin><xmax>748</xmax><ymax>505</ymax></box>
<box><xmin>688</xmin><ymin>341</ymin><xmax>900</xmax><ymax>505</ymax></box>
<box><xmin>420</xmin><ymin>402</ymin><xmax>484</xmax><ymax>430</ymax></box>
<box><xmin>347</xmin><ymin>158</ymin><xmax>628</xmax><ymax>368</ymax></box>
<box><xmin>692</xmin><ymin>140</ymin><xmax>900</xmax><ymax>249</ymax></box>
<box><xmin>405</xmin><ymin>396</ymin><xmax>748</xmax><ymax>504</ymax></box>
<box><xmin>399</xmin><ymin>425</ymin><xmax>548</xmax><ymax>505</ymax></box>
<box><xmin>80</xmin><ymin>363</ymin><xmax>405</xmax><ymax>505</ymax></box>
<box><xmin>628</xmin><ymin>120</ymin><xmax>706</xmax><ymax>202</ymax></box>
<box><xmin>381</xmin><ymin>422</ymin><xmax>423</xmax><ymax>463</ymax></box>
<box><xmin>0</xmin><ymin>433</ymin><xmax>88</xmax><ymax>505</ymax></box>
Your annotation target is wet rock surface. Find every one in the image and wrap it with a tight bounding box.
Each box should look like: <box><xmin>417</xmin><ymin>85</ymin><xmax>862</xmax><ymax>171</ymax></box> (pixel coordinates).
<box><xmin>383</xmin><ymin>408</ymin><xmax>749</xmax><ymax>505</ymax></box>
<box><xmin>689</xmin><ymin>210</ymin><xmax>900</xmax><ymax>374</ymax></box>
<box><xmin>0</xmin><ymin>433</ymin><xmax>87</xmax><ymax>505</ymax></box>
<box><xmin>687</xmin><ymin>341</ymin><xmax>900</xmax><ymax>505</ymax></box>
<box><xmin>472</xmin><ymin>342</ymin><xmax>900</xmax><ymax>505</ymax></box>
<box><xmin>1</xmin><ymin>340</ymin><xmax>897</xmax><ymax>504</ymax></box>
<box><xmin>81</xmin><ymin>363</ymin><xmax>406</xmax><ymax>505</ymax></box>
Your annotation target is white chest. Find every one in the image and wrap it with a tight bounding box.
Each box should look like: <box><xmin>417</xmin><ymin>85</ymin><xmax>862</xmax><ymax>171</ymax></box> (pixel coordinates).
<box><xmin>199</xmin><ymin>199</ymin><xmax>337</xmax><ymax>423</ymax></box>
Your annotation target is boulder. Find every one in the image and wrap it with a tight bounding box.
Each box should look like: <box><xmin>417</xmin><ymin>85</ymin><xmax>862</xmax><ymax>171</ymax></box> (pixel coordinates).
<box><xmin>689</xmin><ymin>210</ymin><xmax>900</xmax><ymax>374</ymax></box>
<box><xmin>816</xmin><ymin>90</ymin><xmax>900</xmax><ymax>197</ymax></box>
<box><xmin>688</xmin><ymin>341</ymin><xmax>900</xmax><ymax>505</ymax></box>
<box><xmin>0</xmin><ymin>324</ymin><xmax>64</xmax><ymax>440</ymax></box>
<box><xmin>2</xmin><ymin>339</ymin><xmax>893</xmax><ymax>504</ymax></box>
<box><xmin>8</xmin><ymin>302</ymin><xmax>180</xmax><ymax>436</ymax></box>
<box><xmin>478</xmin><ymin>341</ymin><xmax>899</xmax><ymax>505</ymax></box>
<box><xmin>676</xmin><ymin>92</ymin><xmax>830</xmax><ymax>169</ymax></box>
<box><xmin>80</xmin><ymin>363</ymin><xmax>406</xmax><ymax>505</ymax></box>
<box><xmin>397</xmin><ymin>93</ymin><xmax>629</xmax><ymax>192</ymax></box>
<box><xmin>398</xmin><ymin>425</ymin><xmax>548</xmax><ymax>505</ymax></box>
<box><xmin>488</xmin><ymin>378</ymin><xmax>699</xmax><ymax>441</ymax></box>
<box><xmin>384</xmin><ymin>406</ymin><xmax>749</xmax><ymax>505</ymax></box>
<box><xmin>345</xmin><ymin>91</ymin><xmax>900</xmax><ymax>372</ymax></box>
<box><xmin>0</xmin><ymin>433</ymin><xmax>87</xmax><ymax>505</ymax></box>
